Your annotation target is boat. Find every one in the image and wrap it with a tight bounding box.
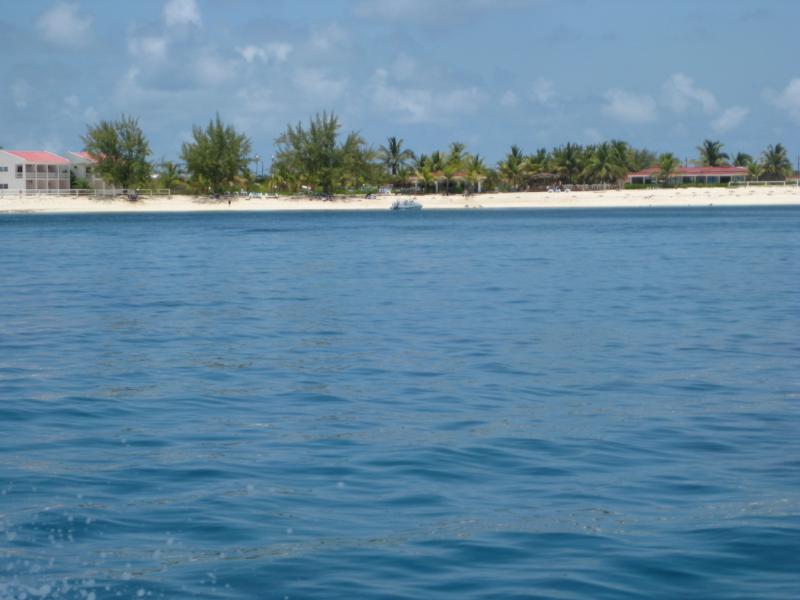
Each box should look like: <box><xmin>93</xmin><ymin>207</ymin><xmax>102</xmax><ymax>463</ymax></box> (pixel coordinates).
<box><xmin>390</xmin><ymin>199</ymin><xmax>422</xmax><ymax>211</ymax></box>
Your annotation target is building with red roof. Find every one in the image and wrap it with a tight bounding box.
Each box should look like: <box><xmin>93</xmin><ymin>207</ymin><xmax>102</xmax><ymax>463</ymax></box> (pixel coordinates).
<box><xmin>67</xmin><ymin>151</ymin><xmax>109</xmax><ymax>191</ymax></box>
<box><xmin>627</xmin><ymin>166</ymin><xmax>747</xmax><ymax>185</ymax></box>
<box><xmin>0</xmin><ymin>150</ymin><xmax>71</xmax><ymax>192</ymax></box>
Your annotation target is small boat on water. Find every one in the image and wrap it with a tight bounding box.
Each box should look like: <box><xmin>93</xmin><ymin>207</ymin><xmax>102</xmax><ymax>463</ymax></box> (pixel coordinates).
<box><xmin>390</xmin><ymin>199</ymin><xmax>422</xmax><ymax>211</ymax></box>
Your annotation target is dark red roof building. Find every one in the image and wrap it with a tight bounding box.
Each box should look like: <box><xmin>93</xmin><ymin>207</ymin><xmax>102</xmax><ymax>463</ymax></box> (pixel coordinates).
<box><xmin>627</xmin><ymin>166</ymin><xmax>747</xmax><ymax>185</ymax></box>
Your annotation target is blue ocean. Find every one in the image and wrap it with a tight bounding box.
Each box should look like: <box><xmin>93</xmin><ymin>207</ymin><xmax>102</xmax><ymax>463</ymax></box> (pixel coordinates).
<box><xmin>1</xmin><ymin>207</ymin><xmax>798</xmax><ymax>599</ymax></box>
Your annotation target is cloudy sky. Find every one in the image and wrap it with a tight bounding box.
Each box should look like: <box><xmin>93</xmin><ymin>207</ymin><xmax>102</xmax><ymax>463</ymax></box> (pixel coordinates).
<box><xmin>2</xmin><ymin>0</ymin><xmax>799</xmax><ymax>164</ymax></box>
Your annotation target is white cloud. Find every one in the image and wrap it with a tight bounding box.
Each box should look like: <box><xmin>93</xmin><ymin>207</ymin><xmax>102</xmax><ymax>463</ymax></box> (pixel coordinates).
<box><xmin>310</xmin><ymin>23</ymin><xmax>349</xmax><ymax>52</ymax></box>
<box><xmin>237</xmin><ymin>43</ymin><xmax>292</xmax><ymax>65</ymax></box>
<box><xmin>36</xmin><ymin>2</ymin><xmax>93</xmax><ymax>47</ymax></box>
<box><xmin>236</xmin><ymin>86</ymin><xmax>279</xmax><ymax>115</ymax></box>
<box><xmin>293</xmin><ymin>68</ymin><xmax>348</xmax><ymax>100</ymax></box>
<box><xmin>11</xmin><ymin>81</ymin><xmax>32</xmax><ymax>109</ymax></box>
<box><xmin>129</xmin><ymin>36</ymin><xmax>168</xmax><ymax>61</ymax></box>
<box><xmin>500</xmin><ymin>90</ymin><xmax>519</xmax><ymax>108</ymax></box>
<box><xmin>530</xmin><ymin>77</ymin><xmax>556</xmax><ymax>106</ymax></box>
<box><xmin>194</xmin><ymin>54</ymin><xmax>236</xmax><ymax>85</ymax></box>
<box><xmin>164</xmin><ymin>0</ymin><xmax>201</xmax><ymax>28</ymax></box>
<box><xmin>711</xmin><ymin>106</ymin><xmax>749</xmax><ymax>133</ymax></box>
<box><xmin>370</xmin><ymin>69</ymin><xmax>484</xmax><ymax>123</ymax></box>
<box><xmin>662</xmin><ymin>73</ymin><xmax>717</xmax><ymax>114</ymax></box>
<box><xmin>602</xmin><ymin>89</ymin><xmax>657</xmax><ymax>123</ymax></box>
<box><xmin>767</xmin><ymin>78</ymin><xmax>800</xmax><ymax>123</ymax></box>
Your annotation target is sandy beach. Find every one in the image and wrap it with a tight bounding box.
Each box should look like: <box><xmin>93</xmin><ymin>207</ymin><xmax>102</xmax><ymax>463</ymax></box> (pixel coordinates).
<box><xmin>1</xmin><ymin>186</ymin><xmax>798</xmax><ymax>214</ymax></box>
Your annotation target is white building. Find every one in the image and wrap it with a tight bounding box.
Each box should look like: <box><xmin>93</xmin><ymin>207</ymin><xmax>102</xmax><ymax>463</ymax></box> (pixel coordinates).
<box><xmin>0</xmin><ymin>150</ymin><xmax>71</xmax><ymax>192</ymax></box>
<box><xmin>67</xmin><ymin>151</ymin><xmax>109</xmax><ymax>191</ymax></box>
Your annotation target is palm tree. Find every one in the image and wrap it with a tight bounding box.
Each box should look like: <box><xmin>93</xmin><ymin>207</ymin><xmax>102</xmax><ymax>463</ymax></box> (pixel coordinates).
<box><xmin>610</xmin><ymin>139</ymin><xmax>633</xmax><ymax>173</ymax></box>
<box><xmin>746</xmin><ymin>160</ymin><xmax>764</xmax><ymax>182</ymax></box>
<box><xmin>155</xmin><ymin>160</ymin><xmax>183</xmax><ymax>190</ymax></box>
<box><xmin>498</xmin><ymin>145</ymin><xmax>525</xmax><ymax>190</ymax></box>
<box><xmin>761</xmin><ymin>143</ymin><xmax>792</xmax><ymax>180</ymax></box>
<box><xmin>733</xmin><ymin>152</ymin><xmax>753</xmax><ymax>167</ymax></box>
<box><xmin>630</xmin><ymin>147</ymin><xmax>657</xmax><ymax>171</ymax></box>
<box><xmin>551</xmin><ymin>142</ymin><xmax>583</xmax><ymax>184</ymax></box>
<box><xmin>429</xmin><ymin>151</ymin><xmax>445</xmax><ymax>173</ymax></box>
<box><xmin>657</xmin><ymin>153</ymin><xmax>680</xmax><ymax>186</ymax></box>
<box><xmin>465</xmin><ymin>154</ymin><xmax>486</xmax><ymax>194</ymax></box>
<box><xmin>378</xmin><ymin>136</ymin><xmax>415</xmax><ymax>177</ymax></box>
<box><xmin>696</xmin><ymin>139</ymin><xmax>729</xmax><ymax>167</ymax></box>
<box><xmin>419</xmin><ymin>166</ymin><xmax>435</xmax><ymax>193</ymax></box>
<box><xmin>447</xmin><ymin>142</ymin><xmax>467</xmax><ymax>169</ymax></box>
<box><xmin>583</xmin><ymin>142</ymin><xmax>628</xmax><ymax>185</ymax></box>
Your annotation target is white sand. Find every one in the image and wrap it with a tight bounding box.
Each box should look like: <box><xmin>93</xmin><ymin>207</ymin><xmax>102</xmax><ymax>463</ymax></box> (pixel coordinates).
<box><xmin>1</xmin><ymin>186</ymin><xmax>799</xmax><ymax>214</ymax></box>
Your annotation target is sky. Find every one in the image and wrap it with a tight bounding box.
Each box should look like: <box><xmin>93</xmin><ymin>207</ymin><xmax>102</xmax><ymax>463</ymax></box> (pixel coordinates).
<box><xmin>2</xmin><ymin>0</ymin><xmax>799</xmax><ymax>166</ymax></box>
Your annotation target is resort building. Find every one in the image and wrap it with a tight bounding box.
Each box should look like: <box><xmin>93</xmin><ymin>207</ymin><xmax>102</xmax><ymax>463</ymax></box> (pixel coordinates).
<box><xmin>0</xmin><ymin>150</ymin><xmax>71</xmax><ymax>192</ymax></box>
<box><xmin>627</xmin><ymin>166</ymin><xmax>747</xmax><ymax>185</ymax></box>
<box><xmin>67</xmin><ymin>151</ymin><xmax>109</xmax><ymax>191</ymax></box>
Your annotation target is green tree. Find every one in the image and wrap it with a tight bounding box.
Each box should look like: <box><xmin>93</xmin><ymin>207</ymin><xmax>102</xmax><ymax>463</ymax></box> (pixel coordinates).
<box><xmin>274</xmin><ymin>111</ymin><xmax>375</xmax><ymax>196</ymax></box>
<box><xmin>657</xmin><ymin>152</ymin><xmax>680</xmax><ymax>186</ymax></box>
<box><xmin>696</xmin><ymin>139</ymin><xmax>729</xmax><ymax>167</ymax></box>
<box><xmin>551</xmin><ymin>142</ymin><xmax>583</xmax><ymax>184</ymax></box>
<box><xmin>465</xmin><ymin>154</ymin><xmax>486</xmax><ymax>193</ymax></box>
<box><xmin>181</xmin><ymin>114</ymin><xmax>252</xmax><ymax>195</ymax></box>
<box><xmin>155</xmin><ymin>160</ymin><xmax>184</xmax><ymax>190</ymax></box>
<box><xmin>340</xmin><ymin>131</ymin><xmax>378</xmax><ymax>191</ymax></box>
<box><xmin>378</xmin><ymin>136</ymin><xmax>415</xmax><ymax>176</ymax></box>
<box><xmin>82</xmin><ymin>114</ymin><xmax>151</xmax><ymax>188</ymax></box>
<box><xmin>733</xmin><ymin>152</ymin><xmax>753</xmax><ymax>167</ymax></box>
<box><xmin>69</xmin><ymin>171</ymin><xmax>91</xmax><ymax>190</ymax></box>
<box><xmin>429</xmin><ymin>151</ymin><xmax>445</xmax><ymax>173</ymax></box>
<box><xmin>761</xmin><ymin>143</ymin><xmax>792</xmax><ymax>180</ymax></box>
<box><xmin>447</xmin><ymin>142</ymin><xmax>467</xmax><ymax>169</ymax></box>
<box><xmin>630</xmin><ymin>147</ymin><xmax>658</xmax><ymax>171</ymax></box>
<box><xmin>746</xmin><ymin>160</ymin><xmax>764</xmax><ymax>182</ymax></box>
<box><xmin>583</xmin><ymin>142</ymin><xmax>628</xmax><ymax>185</ymax></box>
<box><xmin>498</xmin><ymin>145</ymin><xmax>526</xmax><ymax>190</ymax></box>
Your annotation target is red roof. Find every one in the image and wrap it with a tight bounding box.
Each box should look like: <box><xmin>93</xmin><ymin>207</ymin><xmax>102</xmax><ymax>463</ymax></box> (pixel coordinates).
<box><xmin>3</xmin><ymin>150</ymin><xmax>71</xmax><ymax>165</ymax></box>
<box><xmin>69</xmin><ymin>151</ymin><xmax>98</xmax><ymax>163</ymax></box>
<box><xmin>629</xmin><ymin>166</ymin><xmax>747</xmax><ymax>177</ymax></box>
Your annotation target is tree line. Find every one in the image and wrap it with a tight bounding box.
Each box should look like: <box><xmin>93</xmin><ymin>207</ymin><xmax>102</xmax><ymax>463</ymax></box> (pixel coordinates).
<box><xmin>80</xmin><ymin>112</ymin><xmax>796</xmax><ymax>195</ymax></box>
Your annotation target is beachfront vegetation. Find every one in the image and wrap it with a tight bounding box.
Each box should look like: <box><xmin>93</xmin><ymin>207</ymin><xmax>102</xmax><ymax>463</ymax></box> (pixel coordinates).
<box><xmin>761</xmin><ymin>143</ymin><xmax>793</xmax><ymax>179</ymax></box>
<box><xmin>747</xmin><ymin>161</ymin><xmax>764</xmax><ymax>182</ymax></box>
<box><xmin>181</xmin><ymin>114</ymin><xmax>252</xmax><ymax>195</ymax></box>
<box><xmin>658</xmin><ymin>153</ymin><xmax>680</xmax><ymax>185</ymax></box>
<box><xmin>378</xmin><ymin>137</ymin><xmax>415</xmax><ymax>177</ymax></box>
<box><xmin>696</xmin><ymin>139</ymin><xmax>729</xmax><ymax>167</ymax></box>
<box><xmin>73</xmin><ymin>112</ymin><xmax>796</xmax><ymax>195</ymax></box>
<box><xmin>272</xmin><ymin>112</ymin><xmax>378</xmax><ymax>196</ymax></box>
<box><xmin>82</xmin><ymin>115</ymin><xmax>151</xmax><ymax>188</ymax></box>
<box><xmin>154</xmin><ymin>160</ymin><xmax>187</xmax><ymax>193</ymax></box>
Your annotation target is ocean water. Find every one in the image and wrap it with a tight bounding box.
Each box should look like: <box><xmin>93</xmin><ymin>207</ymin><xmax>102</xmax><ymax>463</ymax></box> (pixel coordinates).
<box><xmin>0</xmin><ymin>207</ymin><xmax>798</xmax><ymax>599</ymax></box>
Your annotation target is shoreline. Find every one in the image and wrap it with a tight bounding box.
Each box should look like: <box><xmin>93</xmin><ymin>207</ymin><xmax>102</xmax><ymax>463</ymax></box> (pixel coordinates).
<box><xmin>1</xmin><ymin>187</ymin><xmax>799</xmax><ymax>214</ymax></box>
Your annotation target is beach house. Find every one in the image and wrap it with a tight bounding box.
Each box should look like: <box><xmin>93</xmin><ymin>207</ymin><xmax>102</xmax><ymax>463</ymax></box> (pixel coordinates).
<box><xmin>0</xmin><ymin>150</ymin><xmax>71</xmax><ymax>192</ymax></box>
<box><xmin>67</xmin><ymin>151</ymin><xmax>109</xmax><ymax>191</ymax></box>
<box><xmin>627</xmin><ymin>166</ymin><xmax>747</xmax><ymax>185</ymax></box>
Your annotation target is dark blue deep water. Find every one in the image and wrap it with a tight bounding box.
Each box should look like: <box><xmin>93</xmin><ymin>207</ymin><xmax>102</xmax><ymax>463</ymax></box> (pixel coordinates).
<box><xmin>1</xmin><ymin>207</ymin><xmax>799</xmax><ymax>599</ymax></box>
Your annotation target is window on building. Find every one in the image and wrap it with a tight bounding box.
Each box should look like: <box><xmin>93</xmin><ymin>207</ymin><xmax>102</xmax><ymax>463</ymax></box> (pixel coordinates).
<box><xmin>16</xmin><ymin>165</ymin><xmax>23</xmax><ymax>177</ymax></box>
<box><xmin>0</xmin><ymin>183</ymin><xmax>8</xmax><ymax>189</ymax></box>
<box><xmin>0</xmin><ymin>166</ymin><xmax>8</xmax><ymax>172</ymax></box>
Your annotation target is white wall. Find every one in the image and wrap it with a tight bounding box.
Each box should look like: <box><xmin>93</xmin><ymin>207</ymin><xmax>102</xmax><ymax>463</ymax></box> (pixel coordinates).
<box><xmin>0</xmin><ymin>151</ymin><xmax>26</xmax><ymax>192</ymax></box>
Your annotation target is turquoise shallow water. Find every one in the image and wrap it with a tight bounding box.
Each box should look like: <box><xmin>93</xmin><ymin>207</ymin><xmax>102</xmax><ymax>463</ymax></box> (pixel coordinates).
<box><xmin>0</xmin><ymin>207</ymin><xmax>799</xmax><ymax>599</ymax></box>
